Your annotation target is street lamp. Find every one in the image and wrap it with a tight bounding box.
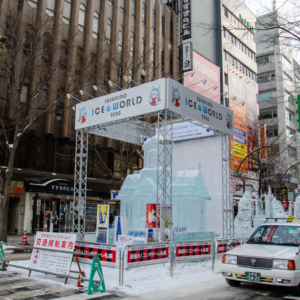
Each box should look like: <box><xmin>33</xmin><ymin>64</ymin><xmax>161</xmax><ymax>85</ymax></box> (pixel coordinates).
<box><xmin>124</xmin><ymin>75</ymin><xmax>139</xmax><ymax>86</ymax></box>
<box><xmin>92</xmin><ymin>85</ymin><xmax>108</xmax><ymax>95</ymax></box>
<box><xmin>66</xmin><ymin>94</ymin><xmax>81</xmax><ymax>103</ymax></box>
<box><xmin>79</xmin><ymin>90</ymin><xmax>94</xmax><ymax>99</ymax></box>
<box><xmin>108</xmin><ymin>80</ymin><xmax>122</xmax><ymax>90</ymax></box>
<box><xmin>176</xmin><ymin>71</ymin><xmax>195</xmax><ymax>82</ymax></box>
<box><xmin>187</xmin><ymin>79</ymin><xmax>207</xmax><ymax>88</ymax></box>
<box><xmin>141</xmin><ymin>69</ymin><xmax>156</xmax><ymax>81</ymax></box>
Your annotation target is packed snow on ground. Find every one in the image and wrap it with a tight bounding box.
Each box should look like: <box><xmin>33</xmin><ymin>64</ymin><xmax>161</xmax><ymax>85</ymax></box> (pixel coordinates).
<box><xmin>8</xmin><ymin>258</ymin><xmax>223</xmax><ymax>295</ymax></box>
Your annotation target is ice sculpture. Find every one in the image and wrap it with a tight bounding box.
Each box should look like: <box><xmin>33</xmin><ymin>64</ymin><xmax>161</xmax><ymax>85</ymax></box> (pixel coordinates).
<box><xmin>234</xmin><ymin>191</ymin><xmax>254</xmax><ymax>238</ymax></box>
<box><xmin>253</xmin><ymin>195</ymin><xmax>266</xmax><ymax>228</ymax></box>
<box><xmin>118</xmin><ymin>136</ymin><xmax>212</xmax><ymax>243</ymax></box>
<box><xmin>294</xmin><ymin>196</ymin><xmax>300</xmax><ymax>219</ymax></box>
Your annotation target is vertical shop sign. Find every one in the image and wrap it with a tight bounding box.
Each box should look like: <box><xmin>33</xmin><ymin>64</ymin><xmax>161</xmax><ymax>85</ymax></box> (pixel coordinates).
<box><xmin>228</xmin><ymin>66</ymin><xmax>248</xmax><ymax>172</ymax></box>
<box><xmin>182</xmin><ymin>0</ymin><xmax>191</xmax><ymax>40</ymax></box>
<box><xmin>97</xmin><ymin>205</ymin><xmax>110</xmax><ymax>228</ymax></box>
<box><xmin>182</xmin><ymin>42</ymin><xmax>193</xmax><ymax>71</ymax></box>
<box><xmin>260</xmin><ymin>124</ymin><xmax>266</xmax><ymax>158</ymax></box>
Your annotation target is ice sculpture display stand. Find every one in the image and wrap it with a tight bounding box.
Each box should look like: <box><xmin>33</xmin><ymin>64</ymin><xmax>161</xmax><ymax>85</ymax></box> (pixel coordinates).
<box><xmin>118</xmin><ymin>136</ymin><xmax>215</xmax><ymax>244</ymax></box>
<box><xmin>234</xmin><ymin>186</ymin><xmax>289</xmax><ymax>238</ymax></box>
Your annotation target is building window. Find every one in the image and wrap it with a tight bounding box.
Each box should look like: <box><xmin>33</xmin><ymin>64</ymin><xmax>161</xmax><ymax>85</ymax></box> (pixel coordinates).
<box><xmin>257</xmin><ymin>74</ymin><xmax>270</xmax><ymax>83</ymax></box>
<box><xmin>118</xmin><ymin>26</ymin><xmax>123</xmax><ymax>51</ymax></box>
<box><xmin>28</xmin><ymin>0</ymin><xmax>38</xmax><ymax>8</ymax></box>
<box><xmin>161</xmin><ymin>49</ymin><xmax>164</xmax><ymax>74</ymax></box>
<box><xmin>142</xmin><ymin>3</ymin><xmax>146</xmax><ymax>25</ymax></box>
<box><xmin>132</xmin><ymin>0</ymin><xmax>136</xmax><ymax>17</ymax></box>
<box><xmin>106</xmin><ymin>19</ymin><xmax>112</xmax><ymax>43</ymax></box>
<box><xmin>258</xmin><ymin>91</ymin><xmax>277</xmax><ymax>102</ymax></box>
<box><xmin>152</xmin><ymin>10</ymin><xmax>155</xmax><ymax>31</ymax></box>
<box><xmin>224</xmin><ymin>7</ymin><xmax>229</xmax><ymax>18</ymax></box>
<box><xmin>59</xmin><ymin>40</ymin><xmax>68</xmax><ymax>70</ymax></box>
<box><xmin>224</xmin><ymin>73</ymin><xmax>228</xmax><ymax>85</ymax></box>
<box><xmin>63</xmin><ymin>0</ymin><xmax>71</xmax><ymax>24</ymax></box>
<box><xmin>120</xmin><ymin>0</ymin><xmax>125</xmax><ymax>10</ymax></box>
<box><xmin>92</xmin><ymin>11</ymin><xmax>100</xmax><ymax>39</ymax></box>
<box><xmin>162</xmin><ymin>16</ymin><xmax>165</xmax><ymax>37</ymax></box>
<box><xmin>141</xmin><ymin>37</ymin><xmax>145</xmax><ymax>66</ymax></box>
<box><xmin>46</xmin><ymin>0</ymin><xmax>55</xmax><ymax>16</ymax></box>
<box><xmin>78</xmin><ymin>4</ymin><xmax>86</xmax><ymax>31</ymax></box>
<box><xmin>130</xmin><ymin>31</ymin><xmax>134</xmax><ymax>57</ymax></box>
<box><xmin>288</xmin><ymin>146</ymin><xmax>296</xmax><ymax>158</ymax></box>
<box><xmin>20</xmin><ymin>85</ymin><xmax>28</xmax><ymax>103</ymax></box>
<box><xmin>108</xmin><ymin>0</ymin><xmax>113</xmax><ymax>6</ymax></box>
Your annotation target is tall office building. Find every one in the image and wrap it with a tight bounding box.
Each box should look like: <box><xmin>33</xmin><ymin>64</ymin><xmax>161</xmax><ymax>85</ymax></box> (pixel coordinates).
<box><xmin>0</xmin><ymin>0</ymin><xmax>178</xmax><ymax>234</ymax></box>
<box><xmin>255</xmin><ymin>11</ymin><xmax>299</xmax><ymax>200</ymax></box>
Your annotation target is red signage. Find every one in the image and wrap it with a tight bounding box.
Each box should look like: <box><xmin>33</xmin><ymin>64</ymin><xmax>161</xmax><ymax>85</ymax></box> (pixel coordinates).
<box><xmin>146</xmin><ymin>204</ymin><xmax>159</xmax><ymax>228</ymax></box>
<box><xmin>127</xmin><ymin>246</ymin><xmax>169</xmax><ymax>264</ymax></box>
<box><xmin>176</xmin><ymin>244</ymin><xmax>211</xmax><ymax>257</ymax></box>
<box><xmin>216</xmin><ymin>240</ymin><xmax>241</xmax><ymax>254</ymax></box>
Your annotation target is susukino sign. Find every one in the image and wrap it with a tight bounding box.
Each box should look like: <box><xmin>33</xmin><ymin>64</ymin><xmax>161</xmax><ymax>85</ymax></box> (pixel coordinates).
<box><xmin>75</xmin><ymin>78</ymin><xmax>234</xmax><ymax>135</ymax></box>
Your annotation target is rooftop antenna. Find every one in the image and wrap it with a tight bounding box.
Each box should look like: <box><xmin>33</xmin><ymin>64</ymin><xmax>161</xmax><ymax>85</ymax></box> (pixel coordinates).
<box><xmin>273</xmin><ymin>0</ymin><xmax>277</xmax><ymax>11</ymax></box>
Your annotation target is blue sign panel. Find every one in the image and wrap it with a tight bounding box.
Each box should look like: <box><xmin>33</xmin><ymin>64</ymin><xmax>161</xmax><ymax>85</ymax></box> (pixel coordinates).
<box><xmin>233</xmin><ymin>134</ymin><xmax>246</xmax><ymax>145</ymax></box>
<box><xmin>234</xmin><ymin>127</ymin><xmax>246</xmax><ymax>138</ymax></box>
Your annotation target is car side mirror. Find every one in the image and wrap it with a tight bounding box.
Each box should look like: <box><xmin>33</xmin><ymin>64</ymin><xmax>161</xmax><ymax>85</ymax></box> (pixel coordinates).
<box><xmin>296</xmin><ymin>245</ymin><xmax>300</xmax><ymax>255</ymax></box>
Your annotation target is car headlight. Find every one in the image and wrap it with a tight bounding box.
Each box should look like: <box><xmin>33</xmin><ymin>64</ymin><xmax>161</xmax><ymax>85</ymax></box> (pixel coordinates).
<box><xmin>222</xmin><ymin>254</ymin><xmax>237</xmax><ymax>264</ymax></box>
<box><xmin>273</xmin><ymin>259</ymin><xmax>295</xmax><ymax>270</ymax></box>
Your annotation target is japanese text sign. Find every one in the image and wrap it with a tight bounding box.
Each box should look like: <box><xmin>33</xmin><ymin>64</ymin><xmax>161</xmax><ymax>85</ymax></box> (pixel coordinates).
<box><xmin>175</xmin><ymin>241</ymin><xmax>212</xmax><ymax>261</ymax></box>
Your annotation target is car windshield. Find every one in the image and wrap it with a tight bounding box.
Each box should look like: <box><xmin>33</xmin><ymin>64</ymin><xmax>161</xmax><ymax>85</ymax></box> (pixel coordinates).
<box><xmin>247</xmin><ymin>224</ymin><xmax>300</xmax><ymax>246</ymax></box>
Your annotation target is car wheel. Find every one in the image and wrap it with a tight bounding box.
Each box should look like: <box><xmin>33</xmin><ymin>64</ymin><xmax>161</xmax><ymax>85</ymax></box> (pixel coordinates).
<box><xmin>226</xmin><ymin>279</ymin><xmax>241</xmax><ymax>287</ymax></box>
<box><xmin>291</xmin><ymin>285</ymin><xmax>300</xmax><ymax>296</ymax></box>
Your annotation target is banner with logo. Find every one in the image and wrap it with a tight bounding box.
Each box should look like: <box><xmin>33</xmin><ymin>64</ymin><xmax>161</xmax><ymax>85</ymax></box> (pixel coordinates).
<box><xmin>97</xmin><ymin>205</ymin><xmax>110</xmax><ymax>228</ymax></box>
<box><xmin>228</xmin><ymin>66</ymin><xmax>248</xmax><ymax>172</ymax></box>
<box><xmin>75</xmin><ymin>79</ymin><xmax>167</xmax><ymax>130</ymax></box>
<box><xmin>175</xmin><ymin>241</ymin><xmax>212</xmax><ymax>261</ymax></box>
<box><xmin>167</xmin><ymin>79</ymin><xmax>234</xmax><ymax>135</ymax></box>
<box><xmin>184</xmin><ymin>51</ymin><xmax>221</xmax><ymax>103</ymax></box>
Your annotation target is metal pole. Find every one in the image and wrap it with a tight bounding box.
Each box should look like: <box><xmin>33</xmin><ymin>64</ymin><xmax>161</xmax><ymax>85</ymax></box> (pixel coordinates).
<box><xmin>118</xmin><ymin>247</ymin><xmax>122</xmax><ymax>286</ymax></box>
<box><xmin>212</xmin><ymin>241</ymin><xmax>216</xmax><ymax>271</ymax></box>
<box><xmin>121</xmin><ymin>246</ymin><xmax>127</xmax><ymax>286</ymax></box>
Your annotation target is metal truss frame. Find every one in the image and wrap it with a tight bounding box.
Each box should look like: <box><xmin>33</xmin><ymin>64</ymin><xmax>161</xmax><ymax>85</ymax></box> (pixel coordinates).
<box><xmin>74</xmin><ymin>112</ymin><xmax>232</xmax><ymax>240</ymax></box>
<box><xmin>222</xmin><ymin>134</ymin><xmax>233</xmax><ymax>238</ymax></box>
<box><xmin>156</xmin><ymin>110</ymin><xmax>173</xmax><ymax>242</ymax></box>
<box><xmin>73</xmin><ymin>130</ymin><xmax>88</xmax><ymax>240</ymax></box>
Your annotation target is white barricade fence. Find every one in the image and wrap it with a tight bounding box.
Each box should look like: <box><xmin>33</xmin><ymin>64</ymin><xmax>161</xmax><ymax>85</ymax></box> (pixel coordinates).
<box><xmin>121</xmin><ymin>242</ymin><xmax>170</xmax><ymax>286</ymax></box>
<box><xmin>212</xmin><ymin>237</ymin><xmax>243</xmax><ymax>271</ymax></box>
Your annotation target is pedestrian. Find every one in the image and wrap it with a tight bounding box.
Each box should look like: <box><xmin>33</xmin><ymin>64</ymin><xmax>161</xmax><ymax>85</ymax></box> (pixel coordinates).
<box><xmin>74</xmin><ymin>210</ymin><xmax>84</xmax><ymax>233</ymax></box>
<box><xmin>53</xmin><ymin>211</ymin><xmax>58</xmax><ymax>232</ymax></box>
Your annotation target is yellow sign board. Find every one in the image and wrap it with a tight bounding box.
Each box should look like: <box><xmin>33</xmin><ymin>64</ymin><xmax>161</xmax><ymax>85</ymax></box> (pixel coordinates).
<box><xmin>232</xmin><ymin>149</ymin><xmax>247</xmax><ymax>159</ymax></box>
<box><xmin>232</xmin><ymin>141</ymin><xmax>247</xmax><ymax>153</ymax></box>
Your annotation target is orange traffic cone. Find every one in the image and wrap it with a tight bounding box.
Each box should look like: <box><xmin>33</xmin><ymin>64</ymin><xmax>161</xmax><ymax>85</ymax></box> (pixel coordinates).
<box><xmin>20</xmin><ymin>230</ymin><xmax>30</xmax><ymax>246</ymax></box>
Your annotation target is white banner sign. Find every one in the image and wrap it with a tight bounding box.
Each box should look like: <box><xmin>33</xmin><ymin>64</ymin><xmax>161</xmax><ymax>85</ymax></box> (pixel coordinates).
<box><xmin>75</xmin><ymin>79</ymin><xmax>166</xmax><ymax>130</ymax></box>
<box><xmin>75</xmin><ymin>78</ymin><xmax>234</xmax><ymax>135</ymax></box>
<box><xmin>167</xmin><ymin>79</ymin><xmax>234</xmax><ymax>135</ymax></box>
<box><xmin>30</xmin><ymin>232</ymin><xmax>76</xmax><ymax>275</ymax></box>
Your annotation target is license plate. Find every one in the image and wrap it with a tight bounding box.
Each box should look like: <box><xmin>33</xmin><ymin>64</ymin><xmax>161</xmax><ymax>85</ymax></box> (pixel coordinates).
<box><xmin>245</xmin><ymin>272</ymin><xmax>261</xmax><ymax>282</ymax></box>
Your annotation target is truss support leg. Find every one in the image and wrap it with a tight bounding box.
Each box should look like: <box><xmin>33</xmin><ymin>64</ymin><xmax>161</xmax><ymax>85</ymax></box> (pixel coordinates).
<box><xmin>156</xmin><ymin>110</ymin><xmax>173</xmax><ymax>242</ymax></box>
<box><xmin>73</xmin><ymin>130</ymin><xmax>88</xmax><ymax>240</ymax></box>
<box><xmin>222</xmin><ymin>134</ymin><xmax>233</xmax><ymax>238</ymax></box>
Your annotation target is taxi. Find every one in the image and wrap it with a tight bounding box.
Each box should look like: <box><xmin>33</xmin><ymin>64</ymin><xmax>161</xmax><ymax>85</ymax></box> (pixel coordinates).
<box><xmin>221</xmin><ymin>221</ymin><xmax>300</xmax><ymax>290</ymax></box>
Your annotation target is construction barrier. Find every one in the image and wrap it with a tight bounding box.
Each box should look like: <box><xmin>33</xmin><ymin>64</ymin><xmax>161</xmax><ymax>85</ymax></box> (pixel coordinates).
<box><xmin>121</xmin><ymin>242</ymin><xmax>170</xmax><ymax>286</ymax></box>
<box><xmin>212</xmin><ymin>237</ymin><xmax>243</xmax><ymax>271</ymax></box>
<box><xmin>170</xmin><ymin>240</ymin><xmax>214</xmax><ymax>276</ymax></box>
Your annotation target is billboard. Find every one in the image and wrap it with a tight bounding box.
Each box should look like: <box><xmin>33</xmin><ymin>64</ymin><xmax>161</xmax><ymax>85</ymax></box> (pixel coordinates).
<box><xmin>182</xmin><ymin>42</ymin><xmax>193</xmax><ymax>72</ymax></box>
<box><xmin>228</xmin><ymin>66</ymin><xmax>248</xmax><ymax>172</ymax></box>
<box><xmin>182</xmin><ymin>0</ymin><xmax>192</xmax><ymax>40</ymax></box>
<box><xmin>246</xmin><ymin>81</ymin><xmax>259</xmax><ymax>172</ymax></box>
<box><xmin>168</xmin><ymin>79</ymin><xmax>234</xmax><ymax>135</ymax></box>
<box><xmin>184</xmin><ymin>51</ymin><xmax>221</xmax><ymax>103</ymax></box>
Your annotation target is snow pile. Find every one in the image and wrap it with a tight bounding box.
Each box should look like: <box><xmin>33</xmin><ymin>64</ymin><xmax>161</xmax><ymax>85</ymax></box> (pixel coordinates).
<box><xmin>8</xmin><ymin>258</ymin><xmax>223</xmax><ymax>296</ymax></box>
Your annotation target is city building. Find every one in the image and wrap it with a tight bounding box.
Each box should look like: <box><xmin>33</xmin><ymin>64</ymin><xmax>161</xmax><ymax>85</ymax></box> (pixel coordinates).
<box><xmin>0</xmin><ymin>0</ymin><xmax>178</xmax><ymax>235</ymax></box>
<box><xmin>255</xmin><ymin>11</ymin><xmax>299</xmax><ymax>201</ymax></box>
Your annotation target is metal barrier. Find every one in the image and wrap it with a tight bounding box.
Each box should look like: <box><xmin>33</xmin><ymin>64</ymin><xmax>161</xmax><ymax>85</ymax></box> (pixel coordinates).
<box><xmin>121</xmin><ymin>242</ymin><xmax>170</xmax><ymax>286</ymax></box>
<box><xmin>171</xmin><ymin>240</ymin><xmax>214</xmax><ymax>276</ymax></box>
<box><xmin>0</xmin><ymin>241</ymin><xmax>122</xmax><ymax>286</ymax></box>
<box><xmin>212</xmin><ymin>238</ymin><xmax>243</xmax><ymax>271</ymax></box>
